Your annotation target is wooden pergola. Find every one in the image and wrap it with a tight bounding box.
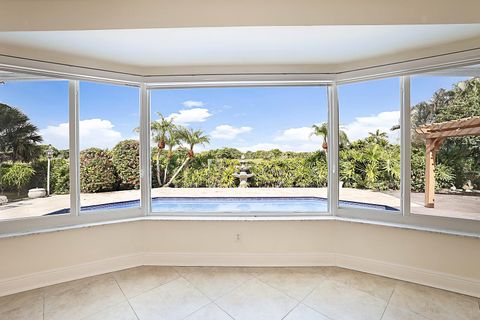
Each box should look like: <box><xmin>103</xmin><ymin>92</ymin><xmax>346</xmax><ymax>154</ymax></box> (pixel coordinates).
<box><xmin>415</xmin><ymin>116</ymin><xmax>480</xmax><ymax>208</ymax></box>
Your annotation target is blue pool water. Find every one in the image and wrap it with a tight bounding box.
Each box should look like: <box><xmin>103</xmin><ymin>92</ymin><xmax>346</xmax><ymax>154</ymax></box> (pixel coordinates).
<box><xmin>48</xmin><ymin>197</ymin><xmax>398</xmax><ymax>215</ymax></box>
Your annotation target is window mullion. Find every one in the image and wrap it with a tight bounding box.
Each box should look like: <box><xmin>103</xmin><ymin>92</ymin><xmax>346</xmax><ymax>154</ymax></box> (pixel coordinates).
<box><xmin>400</xmin><ymin>76</ymin><xmax>411</xmax><ymax>216</ymax></box>
<box><xmin>69</xmin><ymin>80</ymin><xmax>80</xmax><ymax>216</ymax></box>
<box><xmin>328</xmin><ymin>83</ymin><xmax>339</xmax><ymax>216</ymax></box>
<box><xmin>140</xmin><ymin>85</ymin><xmax>151</xmax><ymax>215</ymax></box>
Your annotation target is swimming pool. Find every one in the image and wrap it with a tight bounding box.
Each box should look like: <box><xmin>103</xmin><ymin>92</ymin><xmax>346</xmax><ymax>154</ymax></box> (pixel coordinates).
<box><xmin>48</xmin><ymin>197</ymin><xmax>398</xmax><ymax>215</ymax></box>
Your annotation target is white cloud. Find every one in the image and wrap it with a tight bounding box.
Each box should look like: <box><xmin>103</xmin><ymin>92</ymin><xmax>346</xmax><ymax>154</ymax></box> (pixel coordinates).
<box><xmin>166</xmin><ymin>108</ymin><xmax>212</xmax><ymax>125</ymax></box>
<box><xmin>239</xmin><ymin>125</ymin><xmax>321</xmax><ymax>152</ymax></box>
<box><xmin>40</xmin><ymin>118</ymin><xmax>122</xmax><ymax>150</ymax></box>
<box><xmin>211</xmin><ymin>124</ymin><xmax>252</xmax><ymax>140</ymax></box>
<box><xmin>274</xmin><ymin>126</ymin><xmax>322</xmax><ymax>143</ymax></box>
<box><xmin>237</xmin><ymin>142</ymin><xmax>322</xmax><ymax>152</ymax></box>
<box><xmin>341</xmin><ymin>110</ymin><xmax>400</xmax><ymax>143</ymax></box>
<box><xmin>182</xmin><ymin>100</ymin><xmax>204</xmax><ymax>108</ymax></box>
<box><xmin>237</xmin><ymin>143</ymin><xmax>282</xmax><ymax>152</ymax></box>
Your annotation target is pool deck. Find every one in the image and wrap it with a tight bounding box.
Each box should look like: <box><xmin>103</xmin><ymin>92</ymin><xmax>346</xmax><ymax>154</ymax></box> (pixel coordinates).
<box><xmin>0</xmin><ymin>187</ymin><xmax>478</xmax><ymax>221</ymax></box>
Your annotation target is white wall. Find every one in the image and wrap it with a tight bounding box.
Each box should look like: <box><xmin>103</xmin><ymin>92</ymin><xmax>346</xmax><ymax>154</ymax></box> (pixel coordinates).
<box><xmin>0</xmin><ymin>220</ymin><xmax>478</xmax><ymax>297</ymax></box>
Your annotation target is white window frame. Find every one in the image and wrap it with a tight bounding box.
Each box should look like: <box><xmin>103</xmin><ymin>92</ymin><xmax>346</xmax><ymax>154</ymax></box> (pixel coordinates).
<box><xmin>146</xmin><ymin>83</ymin><xmax>331</xmax><ymax>217</ymax></box>
<box><xmin>0</xmin><ymin>51</ymin><xmax>479</xmax><ymax>237</ymax></box>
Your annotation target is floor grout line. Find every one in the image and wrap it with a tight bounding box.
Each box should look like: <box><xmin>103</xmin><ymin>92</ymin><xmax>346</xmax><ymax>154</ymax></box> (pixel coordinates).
<box><xmin>297</xmin><ymin>283</ymin><xmax>336</xmax><ymax>320</ymax></box>
<box><xmin>212</xmin><ymin>301</ymin><xmax>236</xmax><ymax>320</ymax></box>
<box><xmin>183</xmin><ymin>268</ymin><xmax>256</xmax><ymax>303</ymax></box>
<box><xmin>176</xmin><ymin>275</ymin><xmax>216</xmax><ymax>320</ymax></box>
<box><xmin>116</xmin><ymin>266</ymin><xmax>182</xmax><ymax>300</ymax></box>
<box><xmin>112</xmin><ymin>275</ymin><xmax>141</xmax><ymax>320</ymax></box>
<box><xmin>280</xmin><ymin>283</ymin><xmax>319</xmax><ymax>320</ymax></box>
<box><xmin>379</xmin><ymin>285</ymin><xmax>396</xmax><ymax>320</ymax></box>
<box><xmin>42</xmin><ymin>290</ymin><xmax>45</xmax><ymax>320</ymax></box>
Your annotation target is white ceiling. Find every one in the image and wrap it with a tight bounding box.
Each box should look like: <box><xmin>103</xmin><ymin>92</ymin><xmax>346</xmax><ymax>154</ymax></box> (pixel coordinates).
<box><xmin>1</xmin><ymin>24</ymin><xmax>480</xmax><ymax>68</ymax></box>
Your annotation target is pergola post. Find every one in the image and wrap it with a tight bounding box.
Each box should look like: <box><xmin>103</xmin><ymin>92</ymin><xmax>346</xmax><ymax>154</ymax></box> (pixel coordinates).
<box><xmin>424</xmin><ymin>138</ymin><xmax>443</xmax><ymax>208</ymax></box>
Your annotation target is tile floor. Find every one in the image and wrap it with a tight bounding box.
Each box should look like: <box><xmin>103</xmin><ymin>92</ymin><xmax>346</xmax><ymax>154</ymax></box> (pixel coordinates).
<box><xmin>0</xmin><ymin>266</ymin><xmax>478</xmax><ymax>320</ymax></box>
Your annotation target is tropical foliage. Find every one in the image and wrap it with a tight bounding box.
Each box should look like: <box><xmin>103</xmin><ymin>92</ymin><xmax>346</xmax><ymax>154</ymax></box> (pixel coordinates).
<box><xmin>0</xmin><ymin>103</ymin><xmax>43</xmax><ymax>162</ymax></box>
<box><xmin>410</xmin><ymin>78</ymin><xmax>480</xmax><ymax>190</ymax></box>
<box><xmin>1</xmin><ymin>162</ymin><xmax>35</xmax><ymax>195</ymax></box>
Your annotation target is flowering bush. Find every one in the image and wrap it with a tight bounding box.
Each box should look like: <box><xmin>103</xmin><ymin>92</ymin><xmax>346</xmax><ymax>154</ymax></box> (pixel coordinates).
<box><xmin>80</xmin><ymin>148</ymin><xmax>117</xmax><ymax>192</ymax></box>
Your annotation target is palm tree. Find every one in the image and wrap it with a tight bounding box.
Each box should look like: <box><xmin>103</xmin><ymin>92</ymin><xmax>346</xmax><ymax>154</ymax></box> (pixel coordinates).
<box><xmin>0</xmin><ymin>103</ymin><xmax>43</xmax><ymax>162</ymax></box>
<box><xmin>163</xmin><ymin>128</ymin><xmax>182</xmax><ymax>184</ymax></box>
<box><xmin>150</xmin><ymin>112</ymin><xmax>175</xmax><ymax>186</ymax></box>
<box><xmin>164</xmin><ymin>128</ymin><xmax>210</xmax><ymax>187</ymax></box>
<box><xmin>310</xmin><ymin>123</ymin><xmax>349</xmax><ymax>154</ymax></box>
<box><xmin>367</xmin><ymin>129</ymin><xmax>388</xmax><ymax>145</ymax></box>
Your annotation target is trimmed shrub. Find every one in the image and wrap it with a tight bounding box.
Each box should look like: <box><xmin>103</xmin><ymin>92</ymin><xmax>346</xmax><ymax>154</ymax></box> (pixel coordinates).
<box><xmin>176</xmin><ymin>159</ymin><xmax>238</xmax><ymax>188</ymax></box>
<box><xmin>250</xmin><ymin>157</ymin><xmax>327</xmax><ymax>188</ymax></box>
<box><xmin>2</xmin><ymin>162</ymin><xmax>35</xmax><ymax>194</ymax></box>
<box><xmin>51</xmin><ymin>158</ymin><xmax>70</xmax><ymax>194</ymax></box>
<box><xmin>80</xmin><ymin>148</ymin><xmax>117</xmax><ymax>193</ymax></box>
<box><xmin>111</xmin><ymin>140</ymin><xmax>140</xmax><ymax>189</ymax></box>
<box><xmin>28</xmin><ymin>159</ymin><xmax>47</xmax><ymax>190</ymax></box>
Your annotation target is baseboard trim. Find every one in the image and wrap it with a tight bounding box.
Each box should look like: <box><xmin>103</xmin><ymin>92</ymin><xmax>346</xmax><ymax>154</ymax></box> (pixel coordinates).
<box><xmin>0</xmin><ymin>252</ymin><xmax>478</xmax><ymax>298</ymax></box>
<box><xmin>0</xmin><ymin>253</ymin><xmax>143</xmax><ymax>297</ymax></box>
<box><xmin>335</xmin><ymin>254</ymin><xmax>480</xmax><ymax>298</ymax></box>
<box><xmin>142</xmin><ymin>252</ymin><xmax>336</xmax><ymax>267</ymax></box>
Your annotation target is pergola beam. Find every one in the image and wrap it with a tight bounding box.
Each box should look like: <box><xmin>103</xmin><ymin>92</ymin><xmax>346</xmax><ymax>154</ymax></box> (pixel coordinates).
<box><xmin>415</xmin><ymin>116</ymin><xmax>480</xmax><ymax>208</ymax></box>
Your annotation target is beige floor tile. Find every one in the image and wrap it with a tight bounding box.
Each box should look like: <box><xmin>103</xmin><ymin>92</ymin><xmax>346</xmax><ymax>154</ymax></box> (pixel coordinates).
<box><xmin>43</xmin><ymin>274</ymin><xmax>108</xmax><ymax>297</ymax></box>
<box><xmin>112</xmin><ymin>266</ymin><xmax>179</xmax><ymax>298</ymax></box>
<box><xmin>178</xmin><ymin>267</ymin><xmax>254</xmax><ymax>300</ymax></box>
<box><xmin>184</xmin><ymin>303</ymin><xmax>233</xmax><ymax>320</ymax></box>
<box><xmin>283</xmin><ymin>303</ymin><xmax>330</xmax><ymax>320</ymax></box>
<box><xmin>215</xmin><ymin>278</ymin><xmax>297</xmax><ymax>320</ymax></box>
<box><xmin>0</xmin><ymin>289</ymin><xmax>44</xmax><ymax>320</ymax></box>
<box><xmin>0</xmin><ymin>288</ymin><xmax>43</xmax><ymax>314</ymax></box>
<box><xmin>44</xmin><ymin>275</ymin><xmax>126</xmax><ymax>320</ymax></box>
<box><xmin>389</xmin><ymin>282</ymin><xmax>480</xmax><ymax>320</ymax></box>
<box><xmin>255</xmin><ymin>267</ymin><xmax>326</xmax><ymax>300</ymax></box>
<box><xmin>324</xmin><ymin>268</ymin><xmax>397</xmax><ymax>300</ymax></box>
<box><xmin>381</xmin><ymin>304</ymin><xmax>430</xmax><ymax>320</ymax></box>
<box><xmin>129</xmin><ymin>277</ymin><xmax>210</xmax><ymax>320</ymax></box>
<box><xmin>81</xmin><ymin>302</ymin><xmax>138</xmax><ymax>320</ymax></box>
<box><xmin>303</xmin><ymin>279</ymin><xmax>387</xmax><ymax>320</ymax></box>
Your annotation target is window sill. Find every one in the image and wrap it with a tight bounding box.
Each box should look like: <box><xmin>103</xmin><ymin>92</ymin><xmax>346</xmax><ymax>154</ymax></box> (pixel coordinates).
<box><xmin>1</xmin><ymin>214</ymin><xmax>478</xmax><ymax>240</ymax></box>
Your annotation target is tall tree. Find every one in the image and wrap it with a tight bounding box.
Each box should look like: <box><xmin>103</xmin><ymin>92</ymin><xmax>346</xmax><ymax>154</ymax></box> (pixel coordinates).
<box><xmin>163</xmin><ymin>127</ymin><xmax>182</xmax><ymax>184</ymax></box>
<box><xmin>367</xmin><ymin>129</ymin><xmax>389</xmax><ymax>145</ymax></box>
<box><xmin>310</xmin><ymin>122</ymin><xmax>349</xmax><ymax>154</ymax></box>
<box><xmin>164</xmin><ymin>128</ymin><xmax>210</xmax><ymax>187</ymax></box>
<box><xmin>150</xmin><ymin>112</ymin><xmax>175</xmax><ymax>186</ymax></box>
<box><xmin>0</xmin><ymin>103</ymin><xmax>43</xmax><ymax>162</ymax></box>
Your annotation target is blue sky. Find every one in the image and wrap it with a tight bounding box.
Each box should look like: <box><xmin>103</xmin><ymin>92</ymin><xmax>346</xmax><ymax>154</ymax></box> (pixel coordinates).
<box><xmin>0</xmin><ymin>76</ymin><xmax>468</xmax><ymax>152</ymax></box>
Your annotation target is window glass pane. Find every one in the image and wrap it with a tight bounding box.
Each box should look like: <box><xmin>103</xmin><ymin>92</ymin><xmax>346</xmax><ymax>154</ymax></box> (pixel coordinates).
<box><xmin>150</xmin><ymin>86</ymin><xmax>330</xmax><ymax>214</ymax></box>
<box><xmin>411</xmin><ymin>67</ymin><xmax>480</xmax><ymax>220</ymax></box>
<box><xmin>0</xmin><ymin>72</ymin><xmax>70</xmax><ymax>219</ymax></box>
<box><xmin>338</xmin><ymin>78</ymin><xmax>401</xmax><ymax>211</ymax></box>
<box><xmin>79</xmin><ymin>81</ymin><xmax>140</xmax><ymax>213</ymax></box>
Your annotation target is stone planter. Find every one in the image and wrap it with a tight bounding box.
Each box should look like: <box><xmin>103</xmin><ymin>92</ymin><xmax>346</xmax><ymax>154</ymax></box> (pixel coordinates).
<box><xmin>28</xmin><ymin>188</ymin><xmax>46</xmax><ymax>199</ymax></box>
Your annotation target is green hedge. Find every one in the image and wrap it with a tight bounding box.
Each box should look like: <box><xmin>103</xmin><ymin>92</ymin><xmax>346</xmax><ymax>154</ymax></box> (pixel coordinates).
<box><xmin>51</xmin><ymin>159</ymin><xmax>70</xmax><ymax>194</ymax></box>
<box><xmin>111</xmin><ymin>140</ymin><xmax>140</xmax><ymax>190</ymax></box>
<box><xmin>80</xmin><ymin>148</ymin><xmax>118</xmax><ymax>193</ymax></box>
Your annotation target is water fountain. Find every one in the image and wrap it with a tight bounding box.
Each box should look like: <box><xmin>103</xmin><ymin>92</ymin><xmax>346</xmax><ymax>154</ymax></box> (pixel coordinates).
<box><xmin>233</xmin><ymin>155</ymin><xmax>254</xmax><ymax>188</ymax></box>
